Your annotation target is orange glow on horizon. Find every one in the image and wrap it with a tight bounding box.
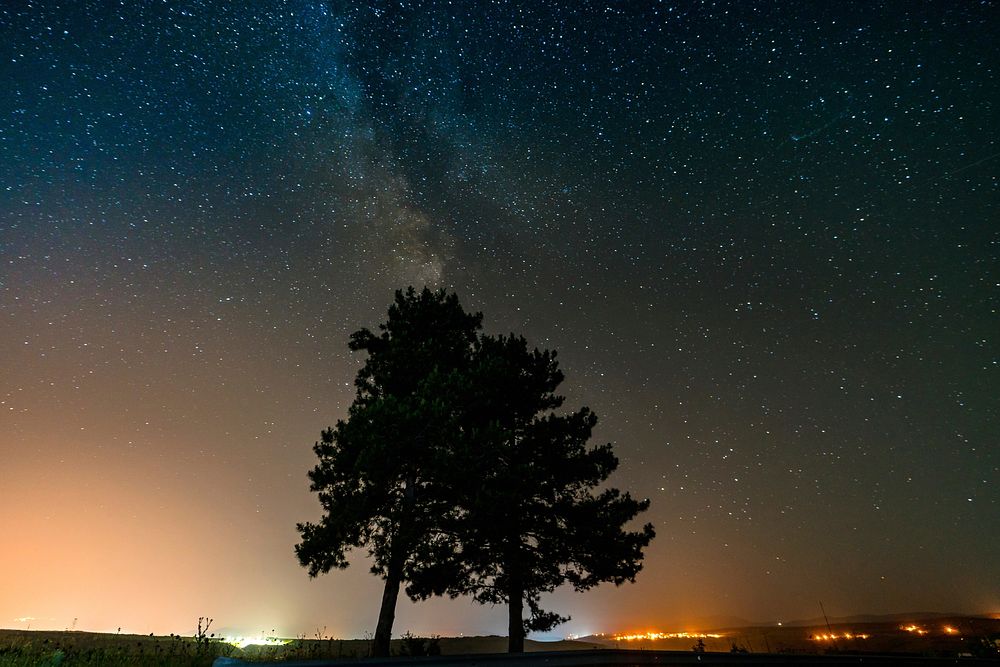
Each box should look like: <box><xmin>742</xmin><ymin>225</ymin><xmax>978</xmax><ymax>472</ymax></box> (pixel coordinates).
<box><xmin>610</xmin><ymin>630</ymin><xmax>725</xmax><ymax>641</ymax></box>
<box><xmin>901</xmin><ymin>624</ymin><xmax>928</xmax><ymax>635</ymax></box>
<box><xmin>811</xmin><ymin>632</ymin><xmax>869</xmax><ymax>641</ymax></box>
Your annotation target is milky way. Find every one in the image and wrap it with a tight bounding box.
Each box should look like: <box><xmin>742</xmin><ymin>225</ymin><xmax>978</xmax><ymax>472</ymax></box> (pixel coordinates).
<box><xmin>1</xmin><ymin>1</ymin><xmax>997</xmax><ymax>638</ymax></box>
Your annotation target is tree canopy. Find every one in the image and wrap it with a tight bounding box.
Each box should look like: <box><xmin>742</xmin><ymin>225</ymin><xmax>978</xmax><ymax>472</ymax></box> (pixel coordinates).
<box><xmin>296</xmin><ymin>288</ymin><xmax>653</xmax><ymax>654</ymax></box>
<box><xmin>295</xmin><ymin>287</ymin><xmax>481</xmax><ymax>657</ymax></box>
<box><xmin>411</xmin><ymin>334</ymin><xmax>655</xmax><ymax>652</ymax></box>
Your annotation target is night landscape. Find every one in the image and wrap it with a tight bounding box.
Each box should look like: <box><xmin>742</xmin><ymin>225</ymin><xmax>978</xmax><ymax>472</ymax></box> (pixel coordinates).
<box><xmin>1</xmin><ymin>1</ymin><xmax>997</xmax><ymax>666</ymax></box>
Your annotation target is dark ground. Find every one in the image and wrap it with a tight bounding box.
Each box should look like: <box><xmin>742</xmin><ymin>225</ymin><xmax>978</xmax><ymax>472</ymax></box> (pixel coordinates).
<box><xmin>2</xmin><ymin>615</ymin><xmax>997</xmax><ymax>666</ymax></box>
<box><xmin>214</xmin><ymin>647</ymin><xmax>1000</xmax><ymax>667</ymax></box>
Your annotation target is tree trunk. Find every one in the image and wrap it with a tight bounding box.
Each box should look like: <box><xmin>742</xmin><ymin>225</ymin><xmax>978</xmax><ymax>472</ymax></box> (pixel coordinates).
<box><xmin>508</xmin><ymin>591</ymin><xmax>524</xmax><ymax>653</ymax></box>
<box><xmin>373</xmin><ymin>481</ymin><xmax>416</xmax><ymax>658</ymax></box>
<box><xmin>372</xmin><ymin>552</ymin><xmax>403</xmax><ymax>657</ymax></box>
<box><xmin>507</xmin><ymin>554</ymin><xmax>525</xmax><ymax>653</ymax></box>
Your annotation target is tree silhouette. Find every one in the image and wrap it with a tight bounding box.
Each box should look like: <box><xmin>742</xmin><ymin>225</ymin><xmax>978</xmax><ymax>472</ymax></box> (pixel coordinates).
<box><xmin>295</xmin><ymin>287</ymin><xmax>481</xmax><ymax>657</ymax></box>
<box><xmin>411</xmin><ymin>334</ymin><xmax>655</xmax><ymax>653</ymax></box>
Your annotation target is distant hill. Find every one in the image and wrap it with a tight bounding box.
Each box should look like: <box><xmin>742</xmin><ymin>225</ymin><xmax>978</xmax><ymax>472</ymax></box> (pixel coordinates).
<box><xmin>577</xmin><ymin>613</ymin><xmax>1000</xmax><ymax>656</ymax></box>
<box><xmin>771</xmin><ymin>611</ymin><xmax>974</xmax><ymax>629</ymax></box>
<box><xmin>437</xmin><ymin>635</ymin><xmax>606</xmax><ymax>654</ymax></box>
<box><xmin>577</xmin><ymin>611</ymin><xmax>993</xmax><ymax>638</ymax></box>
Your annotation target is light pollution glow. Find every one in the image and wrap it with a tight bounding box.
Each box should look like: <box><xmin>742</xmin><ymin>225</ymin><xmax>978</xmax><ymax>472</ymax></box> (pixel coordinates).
<box><xmin>811</xmin><ymin>624</ymin><xmax>964</xmax><ymax>641</ymax></box>
<box><xmin>224</xmin><ymin>637</ymin><xmax>292</xmax><ymax>649</ymax></box>
<box><xmin>607</xmin><ymin>631</ymin><xmax>725</xmax><ymax>641</ymax></box>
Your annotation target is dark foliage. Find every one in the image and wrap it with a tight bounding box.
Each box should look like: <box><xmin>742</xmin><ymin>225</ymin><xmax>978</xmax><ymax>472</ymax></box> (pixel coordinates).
<box><xmin>295</xmin><ymin>287</ymin><xmax>482</xmax><ymax>657</ymax></box>
<box><xmin>297</xmin><ymin>289</ymin><xmax>652</xmax><ymax>655</ymax></box>
<box><xmin>410</xmin><ymin>334</ymin><xmax>655</xmax><ymax>652</ymax></box>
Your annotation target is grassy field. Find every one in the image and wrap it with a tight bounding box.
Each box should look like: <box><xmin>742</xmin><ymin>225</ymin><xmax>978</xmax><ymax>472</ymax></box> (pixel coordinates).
<box><xmin>0</xmin><ymin>630</ymin><xmax>604</xmax><ymax>666</ymax></box>
<box><xmin>0</xmin><ymin>629</ymin><xmax>394</xmax><ymax>666</ymax></box>
<box><xmin>2</xmin><ymin>616</ymin><xmax>997</xmax><ymax>666</ymax></box>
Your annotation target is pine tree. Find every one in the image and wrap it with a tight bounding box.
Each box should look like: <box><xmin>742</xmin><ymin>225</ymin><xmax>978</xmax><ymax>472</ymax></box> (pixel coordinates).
<box><xmin>412</xmin><ymin>334</ymin><xmax>655</xmax><ymax>652</ymax></box>
<box><xmin>295</xmin><ymin>287</ymin><xmax>481</xmax><ymax>657</ymax></box>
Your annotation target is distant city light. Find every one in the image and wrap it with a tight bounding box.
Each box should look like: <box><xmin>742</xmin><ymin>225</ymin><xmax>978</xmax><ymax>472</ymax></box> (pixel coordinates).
<box><xmin>942</xmin><ymin>626</ymin><xmax>959</xmax><ymax>635</ymax></box>
<box><xmin>901</xmin><ymin>624</ymin><xmax>928</xmax><ymax>635</ymax></box>
<box><xmin>611</xmin><ymin>631</ymin><xmax>724</xmax><ymax>641</ymax></box>
<box><xmin>224</xmin><ymin>636</ymin><xmax>291</xmax><ymax>649</ymax></box>
<box><xmin>811</xmin><ymin>632</ymin><xmax>869</xmax><ymax>641</ymax></box>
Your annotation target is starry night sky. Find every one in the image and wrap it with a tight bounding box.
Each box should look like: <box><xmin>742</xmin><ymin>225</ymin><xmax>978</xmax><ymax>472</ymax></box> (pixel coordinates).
<box><xmin>2</xmin><ymin>0</ymin><xmax>998</xmax><ymax>639</ymax></box>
